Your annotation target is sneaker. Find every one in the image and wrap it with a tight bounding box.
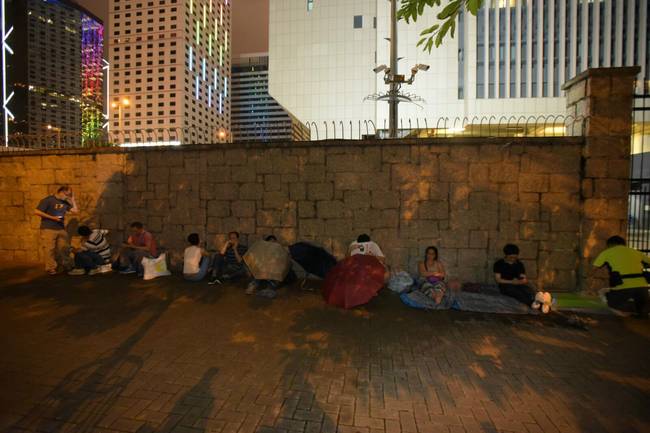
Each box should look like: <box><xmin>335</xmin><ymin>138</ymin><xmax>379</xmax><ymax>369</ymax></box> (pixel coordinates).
<box><xmin>119</xmin><ymin>267</ymin><xmax>137</xmax><ymax>275</ymax></box>
<box><xmin>68</xmin><ymin>268</ymin><xmax>86</xmax><ymax>276</ymax></box>
<box><xmin>47</xmin><ymin>269</ymin><xmax>58</xmax><ymax>276</ymax></box>
<box><xmin>245</xmin><ymin>282</ymin><xmax>257</xmax><ymax>295</ymax></box>
<box><xmin>99</xmin><ymin>264</ymin><xmax>113</xmax><ymax>273</ymax></box>
<box><xmin>531</xmin><ymin>301</ymin><xmax>542</xmax><ymax>310</ymax></box>
<box><xmin>208</xmin><ymin>277</ymin><xmax>222</xmax><ymax>285</ymax></box>
<box><xmin>542</xmin><ymin>292</ymin><xmax>553</xmax><ymax>314</ymax></box>
<box><xmin>88</xmin><ymin>268</ymin><xmax>101</xmax><ymax>276</ymax></box>
<box><xmin>257</xmin><ymin>288</ymin><xmax>277</xmax><ymax>299</ymax></box>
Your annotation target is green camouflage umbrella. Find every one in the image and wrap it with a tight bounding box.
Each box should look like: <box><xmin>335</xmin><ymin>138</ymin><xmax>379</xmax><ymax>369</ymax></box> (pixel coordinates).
<box><xmin>243</xmin><ymin>240</ymin><xmax>290</xmax><ymax>281</ymax></box>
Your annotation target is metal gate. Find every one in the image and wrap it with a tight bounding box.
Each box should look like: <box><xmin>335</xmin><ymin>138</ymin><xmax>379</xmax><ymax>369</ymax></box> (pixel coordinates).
<box><xmin>628</xmin><ymin>88</ymin><xmax>650</xmax><ymax>253</ymax></box>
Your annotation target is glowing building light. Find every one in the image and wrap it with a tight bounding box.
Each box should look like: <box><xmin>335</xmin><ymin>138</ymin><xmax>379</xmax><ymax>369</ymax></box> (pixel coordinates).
<box><xmin>209</xmin><ymin>34</ymin><xmax>212</xmax><ymax>56</ymax></box>
<box><xmin>214</xmin><ymin>18</ymin><xmax>218</xmax><ymax>36</ymax></box>
<box><xmin>213</xmin><ymin>68</ymin><xmax>218</xmax><ymax>89</ymax></box>
<box><xmin>120</xmin><ymin>140</ymin><xmax>181</xmax><ymax>148</ymax></box>
<box><xmin>208</xmin><ymin>87</ymin><xmax>212</xmax><ymax>107</ymax></box>
<box><xmin>195</xmin><ymin>20</ymin><xmax>200</xmax><ymax>44</ymax></box>
<box><xmin>188</xmin><ymin>46</ymin><xmax>193</xmax><ymax>71</ymax></box>
<box><xmin>225</xmin><ymin>30</ymin><xmax>228</xmax><ymax>51</ymax></box>
<box><xmin>219</xmin><ymin>93</ymin><xmax>223</xmax><ymax>114</ymax></box>
<box><xmin>195</xmin><ymin>75</ymin><xmax>199</xmax><ymax>100</ymax></box>
<box><xmin>190</xmin><ymin>0</ymin><xmax>193</xmax><ymax>14</ymax></box>
<box><xmin>202</xmin><ymin>58</ymin><xmax>206</xmax><ymax>80</ymax></box>
<box><xmin>2</xmin><ymin>0</ymin><xmax>16</xmax><ymax>147</ymax></box>
<box><xmin>203</xmin><ymin>5</ymin><xmax>207</xmax><ymax>27</ymax></box>
<box><xmin>220</xmin><ymin>4</ymin><xmax>223</xmax><ymax>26</ymax></box>
<box><xmin>220</xmin><ymin>45</ymin><xmax>223</xmax><ymax>66</ymax></box>
<box><xmin>210</xmin><ymin>0</ymin><xmax>213</xmax><ymax>13</ymax></box>
<box><xmin>224</xmin><ymin>77</ymin><xmax>228</xmax><ymax>97</ymax></box>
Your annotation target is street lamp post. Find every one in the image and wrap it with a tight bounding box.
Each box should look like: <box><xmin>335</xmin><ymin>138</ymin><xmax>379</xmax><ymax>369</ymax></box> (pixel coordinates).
<box><xmin>388</xmin><ymin>0</ymin><xmax>399</xmax><ymax>139</ymax></box>
<box><xmin>371</xmin><ymin>0</ymin><xmax>430</xmax><ymax>139</ymax></box>
<box><xmin>46</xmin><ymin>124</ymin><xmax>61</xmax><ymax>147</ymax></box>
<box><xmin>111</xmin><ymin>97</ymin><xmax>130</xmax><ymax>130</ymax></box>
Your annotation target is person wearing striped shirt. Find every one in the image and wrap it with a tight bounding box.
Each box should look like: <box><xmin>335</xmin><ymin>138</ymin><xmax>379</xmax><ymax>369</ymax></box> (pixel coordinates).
<box><xmin>68</xmin><ymin>226</ymin><xmax>112</xmax><ymax>275</ymax></box>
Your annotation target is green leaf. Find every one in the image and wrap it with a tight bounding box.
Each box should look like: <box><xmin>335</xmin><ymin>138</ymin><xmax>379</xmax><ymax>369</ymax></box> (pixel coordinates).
<box><xmin>466</xmin><ymin>0</ymin><xmax>483</xmax><ymax>14</ymax></box>
<box><xmin>437</xmin><ymin>1</ymin><xmax>460</xmax><ymax>19</ymax></box>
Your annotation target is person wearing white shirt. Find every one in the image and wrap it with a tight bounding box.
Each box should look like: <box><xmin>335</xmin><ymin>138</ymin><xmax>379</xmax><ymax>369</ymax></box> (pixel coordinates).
<box><xmin>183</xmin><ymin>233</ymin><xmax>213</xmax><ymax>282</ymax></box>
<box><xmin>347</xmin><ymin>234</ymin><xmax>390</xmax><ymax>281</ymax></box>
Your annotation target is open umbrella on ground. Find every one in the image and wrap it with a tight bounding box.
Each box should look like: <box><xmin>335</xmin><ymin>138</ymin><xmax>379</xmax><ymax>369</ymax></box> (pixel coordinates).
<box><xmin>289</xmin><ymin>242</ymin><xmax>338</xmax><ymax>279</ymax></box>
<box><xmin>322</xmin><ymin>255</ymin><xmax>385</xmax><ymax>309</ymax></box>
<box><xmin>243</xmin><ymin>240</ymin><xmax>290</xmax><ymax>281</ymax></box>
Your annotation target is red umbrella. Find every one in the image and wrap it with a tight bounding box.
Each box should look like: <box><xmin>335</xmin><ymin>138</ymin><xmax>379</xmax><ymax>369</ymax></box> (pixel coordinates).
<box><xmin>322</xmin><ymin>255</ymin><xmax>386</xmax><ymax>309</ymax></box>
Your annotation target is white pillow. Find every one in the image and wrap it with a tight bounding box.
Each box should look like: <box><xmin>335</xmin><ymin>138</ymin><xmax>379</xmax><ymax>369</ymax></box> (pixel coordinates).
<box><xmin>142</xmin><ymin>253</ymin><xmax>171</xmax><ymax>280</ymax></box>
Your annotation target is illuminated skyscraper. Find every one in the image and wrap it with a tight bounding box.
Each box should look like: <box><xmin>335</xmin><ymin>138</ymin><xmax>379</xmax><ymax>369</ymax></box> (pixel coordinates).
<box><xmin>108</xmin><ymin>0</ymin><xmax>231</xmax><ymax>145</ymax></box>
<box><xmin>0</xmin><ymin>0</ymin><xmax>104</xmax><ymax>146</ymax></box>
<box><xmin>231</xmin><ymin>54</ymin><xmax>310</xmax><ymax>142</ymax></box>
<box><xmin>270</xmin><ymin>0</ymin><xmax>649</xmax><ymax>136</ymax></box>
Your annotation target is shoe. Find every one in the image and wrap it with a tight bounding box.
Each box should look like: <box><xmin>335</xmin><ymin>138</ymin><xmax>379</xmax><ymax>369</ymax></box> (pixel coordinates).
<box><xmin>88</xmin><ymin>268</ymin><xmax>101</xmax><ymax>276</ymax></box>
<box><xmin>598</xmin><ymin>287</ymin><xmax>609</xmax><ymax>304</ymax></box>
<box><xmin>542</xmin><ymin>292</ymin><xmax>553</xmax><ymax>314</ymax></box>
<box><xmin>47</xmin><ymin>269</ymin><xmax>58</xmax><ymax>276</ymax></box>
<box><xmin>68</xmin><ymin>268</ymin><xmax>86</xmax><ymax>276</ymax></box>
<box><xmin>119</xmin><ymin>268</ymin><xmax>137</xmax><ymax>275</ymax></box>
<box><xmin>531</xmin><ymin>301</ymin><xmax>542</xmax><ymax>310</ymax></box>
<box><xmin>245</xmin><ymin>282</ymin><xmax>256</xmax><ymax>295</ymax></box>
<box><xmin>99</xmin><ymin>264</ymin><xmax>112</xmax><ymax>273</ymax></box>
<box><xmin>257</xmin><ymin>288</ymin><xmax>277</xmax><ymax>299</ymax></box>
<box><xmin>208</xmin><ymin>277</ymin><xmax>222</xmax><ymax>285</ymax></box>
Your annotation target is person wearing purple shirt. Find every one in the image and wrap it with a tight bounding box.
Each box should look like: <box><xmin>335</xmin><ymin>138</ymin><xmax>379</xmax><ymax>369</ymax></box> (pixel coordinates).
<box><xmin>34</xmin><ymin>186</ymin><xmax>79</xmax><ymax>275</ymax></box>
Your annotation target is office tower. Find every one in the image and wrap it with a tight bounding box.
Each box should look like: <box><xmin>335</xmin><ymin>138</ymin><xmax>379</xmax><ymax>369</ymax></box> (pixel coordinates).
<box><xmin>108</xmin><ymin>0</ymin><xmax>231</xmax><ymax>145</ymax></box>
<box><xmin>1</xmin><ymin>0</ymin><xmax>104</xmax><ymax>147</ymax></box>
<box><xmin>231</xmin><ymin>54</ymin><xmax>310</xmax><ymax>142</ymax></box>
<box><xmin>269</xmin><ymin>0</ymin><xmax>648</xmax><ymax>136</ymax></box>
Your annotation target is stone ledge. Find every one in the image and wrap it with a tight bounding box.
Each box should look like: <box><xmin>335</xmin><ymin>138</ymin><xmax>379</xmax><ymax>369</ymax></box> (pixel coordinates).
<box><xmin>562</xmin><ymin>66</ymin><xmax>641</xmax><ymax>90</ymax></box>
<box><xmin>0</xmin><ymin>136</ymin><xmax>585</xmax><ymax>158</ymax></box>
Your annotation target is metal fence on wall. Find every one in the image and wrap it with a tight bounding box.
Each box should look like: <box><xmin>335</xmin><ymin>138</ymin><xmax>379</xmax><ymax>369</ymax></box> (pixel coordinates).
<box><xmin>0</xmin><ymin>115</ymin><xmax>589</xmax><ymax>151</ymax></box>
<box><xmin>628</xmin><ymin>91</ymin><xmax>650</xmax><ymax>253</ymax></box>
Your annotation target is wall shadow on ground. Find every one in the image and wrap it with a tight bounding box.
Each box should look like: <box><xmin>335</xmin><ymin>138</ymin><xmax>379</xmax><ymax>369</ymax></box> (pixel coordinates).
<box><xmin>275</xmin><ymin>294</ymin><xmax>650</xmax><ymax>433</ymax></box>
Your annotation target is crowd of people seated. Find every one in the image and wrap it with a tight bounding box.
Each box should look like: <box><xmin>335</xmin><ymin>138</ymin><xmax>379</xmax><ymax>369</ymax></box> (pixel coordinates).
<box><xmin>34</xmin><ymin>186</ymin><xmax>649</xmax><ymax>318</ymax></box>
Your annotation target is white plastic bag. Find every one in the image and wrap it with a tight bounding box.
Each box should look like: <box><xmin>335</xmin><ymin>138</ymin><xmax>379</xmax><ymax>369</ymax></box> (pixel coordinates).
<box><xmin>387</xmin><ymin>271</ymin><xmax>414</xmax><ymax>293</ymax></box>
<box><xmin>142</xmin><ymin>253</ymin><xmax>171</xmax><ymax>280</ymax></box>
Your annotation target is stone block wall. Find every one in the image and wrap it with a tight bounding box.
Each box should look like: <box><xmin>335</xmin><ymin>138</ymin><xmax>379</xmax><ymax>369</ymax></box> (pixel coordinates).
<box><xmin>0</xmin><ymin>67</ymin><xmax>638</xmax><ymax>292</ymax></box>
<box><xmin>0</xmin><ymin>138</ymin><xmax>584</xmax><ymax>290</ymax></box>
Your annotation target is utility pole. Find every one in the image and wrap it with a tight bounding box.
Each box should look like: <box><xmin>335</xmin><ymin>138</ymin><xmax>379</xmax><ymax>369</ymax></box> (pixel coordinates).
<box><xmin>368</xmin><ymin>0</ymin><xmax>428</xmax><ymax>139</ymax></box>
<box><xmin>388</xmin><ymin>0</ymin><xmax>398</xmax><ymax>139</ymax></box>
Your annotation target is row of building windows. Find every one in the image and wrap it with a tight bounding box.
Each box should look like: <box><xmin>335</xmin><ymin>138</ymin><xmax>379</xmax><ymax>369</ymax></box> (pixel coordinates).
<box><xmin>469</xmin><ymin>0</ymin><xmax>649</xmax><ymax>100</ymax></box>
<box><xmin>113</xmin><ymin>0</ymin><xmax>178</xmax><ymax>12</ymax></box>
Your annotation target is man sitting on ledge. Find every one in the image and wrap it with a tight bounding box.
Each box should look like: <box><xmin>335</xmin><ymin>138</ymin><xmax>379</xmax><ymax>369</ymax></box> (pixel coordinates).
<box><xmin>593</xmin><ymin>235</ymin><xmax>649</xmax><ymax>319</ymax></box>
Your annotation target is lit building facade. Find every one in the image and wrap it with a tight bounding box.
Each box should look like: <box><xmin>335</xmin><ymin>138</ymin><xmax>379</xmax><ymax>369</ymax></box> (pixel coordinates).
<box><xmin>108</xmin><ymin>0</ymin><xmax>231</xmax><ymax>145</ymax></box>
<box><xmin>270</xmin><ymin>0</ymin><xmax>649</xmax><ymax>136</ymax></box>
<box><xmin>231</xmin><ymin>54</ymin><xmax>310</xmax><ymax>142</ymax></box>
<box><xmin>1</xmin><ymin>0</ymin><xmax>104</xmax><ymax>146</ymax></box>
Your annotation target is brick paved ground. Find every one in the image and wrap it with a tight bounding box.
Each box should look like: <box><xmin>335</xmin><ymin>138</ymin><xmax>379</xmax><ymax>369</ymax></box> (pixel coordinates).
<box><xmin>0</xmin><ymin>266</ymin><xmax>648</xmax><ymax>433</ymax></box>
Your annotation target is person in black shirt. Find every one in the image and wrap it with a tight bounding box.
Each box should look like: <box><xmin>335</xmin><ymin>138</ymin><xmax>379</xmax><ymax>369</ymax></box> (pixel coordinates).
<box><xmin>208</xmin><ymin>231</ymin><xmax>248</xmax><ymax>284</ymax></box>
<box><xmin>493</xmin><ymin>244</ymin><xmax>552</xmax><ymax>313</ymax></box>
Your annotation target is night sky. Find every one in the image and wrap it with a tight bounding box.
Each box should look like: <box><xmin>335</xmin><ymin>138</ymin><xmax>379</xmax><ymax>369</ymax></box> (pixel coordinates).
<box><xmin>74</xmin><ymin>0</ymin><xmax>269</xmax><ymax>56</ymax></box>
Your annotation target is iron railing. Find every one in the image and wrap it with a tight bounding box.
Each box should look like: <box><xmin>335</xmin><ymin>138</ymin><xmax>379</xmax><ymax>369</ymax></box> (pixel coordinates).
<box><xmin>628</xmin><ymin>91</ymin><xmax>650</xmax><ymax>253</ymax></box>
<box><xmin>0</xmin><ymin>114</ymin><xmax>588</xmax><ymax>151</ymax></box>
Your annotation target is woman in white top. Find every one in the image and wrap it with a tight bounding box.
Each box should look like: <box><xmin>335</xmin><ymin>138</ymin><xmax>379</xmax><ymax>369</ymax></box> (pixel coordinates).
<box><xmin>347</xmin><ymin>233</ymin><xmax>389</xmax><ymax>281</ymax></box>
<box><xmin>183</xmin><ymin>233</ymin><xmax>212</xmax><ymax>281</ymax></box>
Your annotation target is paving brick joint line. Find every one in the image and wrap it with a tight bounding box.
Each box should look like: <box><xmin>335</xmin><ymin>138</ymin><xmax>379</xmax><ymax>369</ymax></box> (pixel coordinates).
<box><xmin>0</xmin><ymin>267</ymin><xmax>648</xmax><ymax>433</ymax></box>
